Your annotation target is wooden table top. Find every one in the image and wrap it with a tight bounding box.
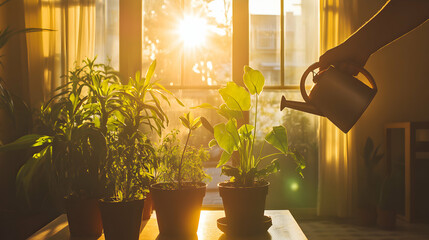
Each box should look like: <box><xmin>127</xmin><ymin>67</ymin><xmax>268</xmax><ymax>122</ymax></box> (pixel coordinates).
<box><xmin>28</xmin><ymin>210</ymin><xmax>307</xmax><ymax>240</ymax></box>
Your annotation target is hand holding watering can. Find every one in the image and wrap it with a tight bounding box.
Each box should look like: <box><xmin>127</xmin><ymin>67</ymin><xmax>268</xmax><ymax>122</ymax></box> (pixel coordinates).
<box><xmin>280</xmin><ymin>62</ymin><xmax>377</xmax><ymax>133</ymax></box>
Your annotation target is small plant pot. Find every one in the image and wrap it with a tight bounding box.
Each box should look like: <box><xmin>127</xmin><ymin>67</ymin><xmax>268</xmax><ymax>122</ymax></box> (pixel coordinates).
<box><xmin>142</xmin><ymin>192</ymin><xmax>153</xmax><ymax>220</ymax></box>
<box><xmin>150</xmin><ymin>182</ymin><xmax>206</xmax><ymax>237</ymax></box>
<box><xmin>377</xmin><ymin>207</ymin><xmax>396</xmax><ymax>230</ymax></box>
<box><xmin>99</xmin><ymin>199</ymin><xmax>144</xmax><ymax>240</ymax></box>
<box><xmin>65</xmin><ymin>197</ymin><xmax>103</xmax><ymax>238</ymax></box>
<box><xmin>218</xmin><ymin>180</ymin><xmax>269</xmax><ymax>235</ymax></box>
<box><xmin>356</xmin><ymin>206</ymin><xmax>377</xmax><ymax>226</ymax></box>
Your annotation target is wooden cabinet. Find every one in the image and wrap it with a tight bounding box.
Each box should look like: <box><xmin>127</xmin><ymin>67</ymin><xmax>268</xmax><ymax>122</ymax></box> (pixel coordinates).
<box><xmin>385</xmin><ymin>122</ymin><xmax>429</xmax><ymax>222</ymax></box>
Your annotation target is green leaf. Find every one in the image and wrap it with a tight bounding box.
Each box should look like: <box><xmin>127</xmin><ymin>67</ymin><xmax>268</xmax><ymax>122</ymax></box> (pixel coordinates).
<box><xmin>208</xmin><ymin>139</ymin><xmax>217</xmax><ymax>148</ymax></box>
<box><xmin>217</xmin><ymin>104</ymin><xmax>242</xmax><ymax>120</ymax></box>
<box><xmin>16</xmin><ymin>145</ymin><xmax>52</xmax><ymax>208</ymax></box>
<box><xmin>0</xmin><ymin>134</ymin><xmax>49</xmax><ymax>152</ymax></box>
<box><xmin>213</xmin><ymin>119</ymin><xmax>239</xmax><ymax>154</ymax></box>
<box><xmin>289</xmin><ymin>151</ymin><xmax>306</xmax><ymax>178</ymax></box>
<box><xmin>238</xmin><ymin>124</ymin><xmax>254</xmax><ymax>139</ymax></box>
<box><xmin>201</xmin><ymin>117</ymin><xmax>214</xmax><ymax>134</ymax></box>
<box><xmin>219</xmin><ymin>82</ymin><xmax>250</xmax><ymax>111</ymax></box>
<box><xmin>179</xmin><ymin>112</ymin><xmax>201</xmax><ymax>130</ymax></box>
<box><xmin>191</xmin><ymin>117</ymin><xmax>202</xmax><ymax>130</ymax></box>
<box><xmin>221</xmin><ymin>165</ymin><xmax>240</xmax><ymax>178</ymax></box>
<box><xmin>217</xmin><ymin>151</ymin><xmax>231</xmax><ymax>168</ymax></box>
<box><xmin>192</xmin><ymin>103</ymin><xmax>217</xmax><ymax>109</ymax></box>
<box><xmin>243</xmin><ymin>66</ymin><xmax>265</xmax><ymax>95</ymax></box>
<box><xmin>265</xmin><ymin>126</ymin><xmax>288</xmax><ymax>154</ymax></box>
<box><xmin>255</xmin><ymin>159</ymin><xmax>280</xmax><ymax>178</ymax></box>
<box><xmin>145</xmin><ymin>60</ymin><xmax>156</xmax><ymax>85</ymax></box>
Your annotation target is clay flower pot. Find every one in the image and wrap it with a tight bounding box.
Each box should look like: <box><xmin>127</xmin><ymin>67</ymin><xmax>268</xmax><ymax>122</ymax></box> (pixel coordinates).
<box><xmin>99</xmin><ymin>199</ymin><xmax>144</xmax><ymax>240</ymax></box>
<box><xmin>65</xmin><ymin>197</ymin><xmax>103</xmax><ymax>238</ymax></box>
<box><xmin>150</xmin><ymin>182</ymin><xmax>206</xmax><ymax>237</ymax></box>
<box><xmin>218</xmin><ymin>180</ymin><xmax>270</xmax><ymax>235</ymax></box>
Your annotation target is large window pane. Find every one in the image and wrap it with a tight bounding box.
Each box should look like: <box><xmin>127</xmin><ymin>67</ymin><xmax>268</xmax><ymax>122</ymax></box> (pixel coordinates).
<box><xmin>142</xmin><ymin>0</ymin><xmax>182</xmax><ymax>86</ymax></box>
<box><xmin>142</xmin><ymin>0</ymin><xmax>232</xmax><ymax>87</ymax></box>
<box><xmin>250</xmin><ymin>91</ymin><xmax>318</xmax><ymax>209</ymax></box>
<box><xmin>249</xmin><ymin>0</ymin><xmax>281</xmax><ymax>86</ymax></box>
<box><xmin>284</xmin><ymin>0</ymin><xmax>319</xmax><ymax>85</ymax></box>
<box><xmin>249</xmin><ymin>0</ymin><xmax>319</xmax><ymax>209</ymax></box>
<box><xmin>250</xmin><ymin>0</ymin><xmax>319</xmax><ymax>86</ymax></box>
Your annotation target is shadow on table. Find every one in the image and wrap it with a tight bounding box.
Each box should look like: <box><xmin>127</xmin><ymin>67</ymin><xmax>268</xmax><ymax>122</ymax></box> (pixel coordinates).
<box><xmin>155</xmin><ymin>233</ymin><xmax>271</xmax><ymax>240</ymax></box>
<box><xmin>218</xmin><ymin>232</ymin><xmax>272</xmax><ymax>240</ymax></box>
<box><xmin>156</xmin><ymin>233</ymin><xmax>198</xmax><ymax>240</ymax></box>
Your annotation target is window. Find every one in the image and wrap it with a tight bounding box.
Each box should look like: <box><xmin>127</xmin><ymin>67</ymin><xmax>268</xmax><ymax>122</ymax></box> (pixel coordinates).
<box><xmin>100</xmin><ymin>0</ymin><xmax>319</xmax><ymax>209</ymax></box>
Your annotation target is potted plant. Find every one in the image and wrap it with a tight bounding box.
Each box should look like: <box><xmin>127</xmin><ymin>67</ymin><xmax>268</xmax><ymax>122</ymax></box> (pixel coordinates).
<box><xmin>377</xmin><ymin>170</ymin><xmax>399</xmax><ymax>230</ymax></box>
<box><xmin>198</xmin><ymin>66</ymin><xmax>305</xmax><ymax>235</ymax></box>
<box><xmin>150</xmin><ymin>112</ymin><xmax>210</xmax><ymax>237</ymax></box>
<box><xmin>0</xmin><ymin>2</ymin><xmax>53</xmax><ymax>237</ymax></box>
<box><xmin>0</xmin><ymin>58</ymin><xmax>177</xmax><ymax>239</ymax></box>
<box><xmin>357</xmin><ymin>137</ymin><xmax>383</xmax><ymax>226</ymax></box>
<box><xmin>0</xmin><ymin>79</ymin><xmax>108</xmax><ymax>238</ymax></box>
<box><xmin>97</xmin><ymin>60</ymin><xmax>179</xmax><ymax>240</ymax></box>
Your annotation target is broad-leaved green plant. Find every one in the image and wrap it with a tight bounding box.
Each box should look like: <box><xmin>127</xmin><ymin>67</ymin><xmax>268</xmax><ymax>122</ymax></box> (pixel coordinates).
<box><xmin>198</xmin><ymin>66</ymin><xmax>305</xmax><ymax>186</ymax></box>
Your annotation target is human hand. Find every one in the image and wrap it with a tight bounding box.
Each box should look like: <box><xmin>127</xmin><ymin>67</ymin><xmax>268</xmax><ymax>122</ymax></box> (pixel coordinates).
<box><xmin>318</xmin><ymin>41</ymin><xmax>371</xmax><ymax>76</ymax></box>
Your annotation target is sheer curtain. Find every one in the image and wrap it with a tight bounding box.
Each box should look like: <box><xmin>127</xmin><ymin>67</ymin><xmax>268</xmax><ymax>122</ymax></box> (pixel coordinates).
<box><xmin>317</xmin><ymin>0</ymin><xmax>359</xmax><ymax>218</ymax></box>
<box><xmin>23</xmin><ymin>0</ymin><xmax>97</xmax><ymax>106</ymax></box>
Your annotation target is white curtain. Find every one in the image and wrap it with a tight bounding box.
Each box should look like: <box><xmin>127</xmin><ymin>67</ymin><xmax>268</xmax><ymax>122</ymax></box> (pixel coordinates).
<box><xmin>23</xmin><ymin>0</ymin><xmax>97</xmax><ymax>105</ymax></box>
<box><xmin>317</xmin><ymin>0</ymin><xmax>359</xmax><ymax>218</ymax></box>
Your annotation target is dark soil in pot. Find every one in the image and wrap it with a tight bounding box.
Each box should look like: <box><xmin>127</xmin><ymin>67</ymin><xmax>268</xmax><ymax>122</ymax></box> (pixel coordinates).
<box><xmin>218</xmin><ymin>180</ymin><xmax>269</xmax><ymax>235</ymax></box>
<box><xmin>150</xmin><ymin>182</ymin><xmax>206</xmax><ymax>237</ymax></box>
<box><xmin>65</xmin><ymin>197</ymin><xmax>102</xmax><ymax>238</ymax></box>
<box><xmin>99</xmin><ymin>198</ymin><xmax>144</xmax><ymax>240</ymax></box>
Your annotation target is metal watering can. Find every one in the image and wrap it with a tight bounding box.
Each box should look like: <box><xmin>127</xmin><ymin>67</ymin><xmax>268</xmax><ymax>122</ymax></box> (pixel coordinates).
<box><xmin>280</xmin><ymin>62</ymin><xmax>377</xmax><ymax>133</ymax></box>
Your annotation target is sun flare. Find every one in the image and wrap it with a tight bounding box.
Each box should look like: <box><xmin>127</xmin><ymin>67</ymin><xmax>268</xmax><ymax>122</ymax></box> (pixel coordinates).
<box><xmin>179</xmin><ymin>15</ymin><xmax>208</xmax><ymax>48</ymax></box>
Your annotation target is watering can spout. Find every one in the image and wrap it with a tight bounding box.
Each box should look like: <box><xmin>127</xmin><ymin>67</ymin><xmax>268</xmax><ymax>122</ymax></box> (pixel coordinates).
<box><xmin>280</xmin><ymin>96</ymin><xmax>324</xmax><ymax>116</ymax></box>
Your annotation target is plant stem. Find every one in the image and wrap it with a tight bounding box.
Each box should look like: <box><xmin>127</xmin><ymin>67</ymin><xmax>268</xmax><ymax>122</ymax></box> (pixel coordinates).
<box><xmin>178</xmin><ymin>129</ymin><xmax>191</xmax><ymax>190</ymax></box>
<box><xmin>259</xmin><ymin>152</ymin><xmax>284</xmax><ymax>161</ymax></box>
<box><xmin>251</xmin><ymin>94</ymin><xmax>258</xmax><ymax>168</ymax></box>
<box><xmin>256</xmin><ymin>141</ymin><xmax>266</xmax><ymax>166</ymax></box>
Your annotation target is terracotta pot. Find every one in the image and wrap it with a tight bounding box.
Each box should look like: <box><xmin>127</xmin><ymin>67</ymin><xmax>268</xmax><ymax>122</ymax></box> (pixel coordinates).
<box><xmin>356</xmin><ymin>206</ymin><xmax>377</xmax><ymax>226</ymax></box>
<box><xmin>65</xmin><ymin>197</ymin><xmax>103</xmax><ymax>238</ymax></box>
<box><xmin>218</xmin><ymin>181</ymin><xmax>269</xmax><ymax>235</ymax></box>
<box><xmin>150</xmin><ymin>182</ymin><xmax>206</xmax><ymax>237</ymax></box>
<box><xmin>377</xmin><ymin>207</ymin><xmax>396</xmax><ymax>230</ymax></box>
<box><xmin>99</xmin><ymin>199</ymin><xmax>144</xmax><ymax>240</ymax></box>
<box><xmin>142</xmin><ymin>192</ymin><xmax>153</xmax><ymax>220</ymax></box>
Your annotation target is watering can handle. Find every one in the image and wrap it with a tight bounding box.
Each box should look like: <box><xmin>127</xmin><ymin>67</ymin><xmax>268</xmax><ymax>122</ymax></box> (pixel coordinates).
<box><xmin>300</xmin><ymin>62</ymin><xmax>377</xmax><ymax>103</ymax></box>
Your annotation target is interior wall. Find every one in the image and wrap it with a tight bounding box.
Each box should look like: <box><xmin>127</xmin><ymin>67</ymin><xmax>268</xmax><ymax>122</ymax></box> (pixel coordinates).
<box><xmin>350</xmin><ymin>0</ymin><xmax>429</xmax><ymax>170</ymax></box>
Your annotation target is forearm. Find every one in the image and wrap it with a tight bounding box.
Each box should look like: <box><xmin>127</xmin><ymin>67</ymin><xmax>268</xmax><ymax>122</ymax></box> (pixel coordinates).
<box><xmin>344</xmin><ymin>0</ymin><xmax>429</xmax><ymax>56</ymax></box>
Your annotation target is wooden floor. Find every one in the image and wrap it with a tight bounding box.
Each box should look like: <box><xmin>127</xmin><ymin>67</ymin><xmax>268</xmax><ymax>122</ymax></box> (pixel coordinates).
<box><xmin>298</xmin><ymin>218</ymin><xmax>429</xmax><ymax>240</ymax></box>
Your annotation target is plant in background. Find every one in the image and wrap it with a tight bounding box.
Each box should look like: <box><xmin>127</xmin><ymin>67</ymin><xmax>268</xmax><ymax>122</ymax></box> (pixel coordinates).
<box><xmin>198</xmin><ymin>66</ymin><xmax>305</xmax><ymax>186</ymax></box>
<box><xmin>359</xmin><ymin>137</ymin><xmax>384</xmax><ymax>207</ymax></box>
<box><xmin>154</xmin><ymin>113</ymin><xmax>211</xmax><ymax>189</ymax></box>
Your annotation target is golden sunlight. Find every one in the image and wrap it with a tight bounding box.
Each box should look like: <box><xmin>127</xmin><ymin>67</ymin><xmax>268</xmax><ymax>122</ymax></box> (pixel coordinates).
<box><xmin>179</xmin><ymin>15</ymin><xmax>208</xmax><ymax>48</ymax></box>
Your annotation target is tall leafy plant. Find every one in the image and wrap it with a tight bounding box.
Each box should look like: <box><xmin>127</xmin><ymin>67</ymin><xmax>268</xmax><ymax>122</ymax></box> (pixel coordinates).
<box><xmin>0</xmin><ymin>75</ymin><xmax>107</xmax><ymax>206</ymax></box>
<box><xmin>99</xmin><ymin>60</ymin><xmax>183</xmax><ymax>201</ymax></box>
<box><xmin>198</xmin><ymin>66</ymin><xmax>305</xmax><ymax>186</ymax></box>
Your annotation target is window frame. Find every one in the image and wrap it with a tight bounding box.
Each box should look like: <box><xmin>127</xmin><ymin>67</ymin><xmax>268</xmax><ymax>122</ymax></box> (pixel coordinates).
<box><xmin>118</xmin><ymin>0</ymin><xmax>302</xmax><ymax>91</ymax></box>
